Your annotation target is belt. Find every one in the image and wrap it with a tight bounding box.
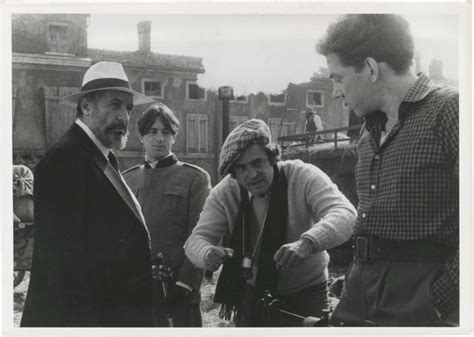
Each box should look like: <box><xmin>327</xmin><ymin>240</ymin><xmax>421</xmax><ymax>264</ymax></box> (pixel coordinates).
<box><xmin>353</xmin><ymin>236</ymin><xmax>455</xmax><ymax>263</ymax></box>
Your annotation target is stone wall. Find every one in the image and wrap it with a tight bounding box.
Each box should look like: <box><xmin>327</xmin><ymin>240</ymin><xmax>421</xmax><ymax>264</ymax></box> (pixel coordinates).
<box><xmin>12</xmin><ymin>14</ymin><xmax>89</xmax><ymax>56</ymax></box>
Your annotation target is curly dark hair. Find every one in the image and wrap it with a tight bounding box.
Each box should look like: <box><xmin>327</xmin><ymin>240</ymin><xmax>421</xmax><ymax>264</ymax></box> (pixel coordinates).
<box><xmin>316</xmin><ymin>14</ymin><xmax>415</xmax><ymax>74</ymax></box>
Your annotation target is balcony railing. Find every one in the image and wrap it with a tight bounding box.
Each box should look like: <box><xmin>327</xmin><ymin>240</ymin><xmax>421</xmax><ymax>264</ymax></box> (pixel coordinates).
<box><xmin>277</xmin><ymin>124</ymin><xmax>363</xmax><ymax>150</ymax></box>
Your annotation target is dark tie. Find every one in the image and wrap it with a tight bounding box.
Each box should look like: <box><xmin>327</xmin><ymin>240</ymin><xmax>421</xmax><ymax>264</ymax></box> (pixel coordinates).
<box><xmin>364</xmin><ymin>110</ymin><xmax>388</xmax><ymax>148</ymax></box>
<box><xmin>108</xmin><ymin>151</ymin><xmax>119</xmax><ymax>172</ymax></box>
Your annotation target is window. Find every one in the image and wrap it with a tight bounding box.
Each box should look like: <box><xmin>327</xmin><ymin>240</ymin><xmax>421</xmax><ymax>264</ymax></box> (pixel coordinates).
<box><xmin>186</xmin><ymin>81</ymin><xmax>207</xmax><ymax>101</ymax></box>
<box><xmin>268</xmin><ymin>92</ymin><xmax>286</xmax><ymax>106</ymax></box>
<box><xmin>230</xmin><ymin>116</ymin><xmax>249</xmax><ymax>131</ymax></box>
<box><xmin>47</xmin><ymin>22</ymin><xmax>69</xmax><ymax>54</ymax></box>
<box><xmin>186</xmin><ymin>114</ymin><xmax>208</xmax><ymax>153</ymax></box>
<box><xmin>142</xmin><ymin>79</ymin><xmax>163</xmax><ymax>99</ymax></box>
<box><xmin>231</xmin><ymin>95</ymin><xmax>248</xmax><ymax>104</ymax></box>
<box><xmin>306</xmin><ymin>90</ymin><xmax>324</xmax><ymax>108</ymax></box>
<box><xmin>267</xmin><ymin>118</ymin><xmax>281</xmax><ymax>143</ymax></box>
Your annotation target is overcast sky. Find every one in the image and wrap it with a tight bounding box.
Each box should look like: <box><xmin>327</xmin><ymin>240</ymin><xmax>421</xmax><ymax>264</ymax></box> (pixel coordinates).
<box><xmin>88</xmin><ymin>13</ymin><xmax>459</xmax><ymax>95</ymax></box>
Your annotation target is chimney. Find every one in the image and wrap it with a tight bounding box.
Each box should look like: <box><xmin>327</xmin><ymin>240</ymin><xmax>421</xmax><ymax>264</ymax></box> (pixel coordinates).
<box><xmin>137</xmin><ymin>21</ymin><xmax>151</xmax><ymax>52</ymax></box>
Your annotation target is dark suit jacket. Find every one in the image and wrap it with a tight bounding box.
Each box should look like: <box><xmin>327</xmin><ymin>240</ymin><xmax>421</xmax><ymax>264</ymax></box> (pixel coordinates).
<box><xmin>21</xmin><ymin>123</ymin><xmax>153</xmax><ymax>327</ymax></box>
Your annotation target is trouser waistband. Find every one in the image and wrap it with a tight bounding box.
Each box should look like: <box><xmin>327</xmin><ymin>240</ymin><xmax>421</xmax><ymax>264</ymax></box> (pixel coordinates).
<box><xmin>353</xmin><ymin>236</ymin><xmax>455</xmax><ymax>263</ymax></box>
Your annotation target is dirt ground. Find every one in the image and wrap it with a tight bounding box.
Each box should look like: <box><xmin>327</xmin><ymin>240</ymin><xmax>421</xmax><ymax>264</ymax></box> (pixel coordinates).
<box><xmin>13</xmin><ymin>268</ymin><xmax>344</xmax><ymax>327</ymax></box>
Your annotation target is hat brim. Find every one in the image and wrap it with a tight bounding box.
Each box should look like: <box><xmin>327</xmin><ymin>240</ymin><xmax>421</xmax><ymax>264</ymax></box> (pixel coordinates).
<box><xmin>60</xmin><ymin>87</ymin><xmax>155</xmax><ymax>107</ymax></box>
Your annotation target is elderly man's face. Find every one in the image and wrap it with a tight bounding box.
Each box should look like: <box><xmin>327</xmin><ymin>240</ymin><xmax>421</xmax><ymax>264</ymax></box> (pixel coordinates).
<box><xmin>85</xmin><ymin>90</ymin><xmax>133</xmax><ymax>151</ymax></box>
<box><xmin>233</xmin><ymin>143</ymin><xmax>274</xmax><ymax>196</ymax></box>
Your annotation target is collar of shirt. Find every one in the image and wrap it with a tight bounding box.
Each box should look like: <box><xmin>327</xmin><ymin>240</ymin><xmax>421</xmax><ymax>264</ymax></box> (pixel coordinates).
<box><xmin>145</xmin><ymin>153</ymin><xmax>174</xmax><ymax>169</ymax></box>
<box><xmin>75</xmin><ymin>119</ymin><xmax>110</xmax><ymax>159</ymax></box>
<box><xmin>397</xmin><ymin>72</ymin><xmax>435</xmax><ymax>122</ymax></box>
<box><xmin>402</xmin><ymin>73</ymin><xmax>434</xmax><ymax>103</ymax></box>
<box><xmin>364</xmin><ymin>73</ymin><xmax>434</xmax><ymax>142</ymax></box>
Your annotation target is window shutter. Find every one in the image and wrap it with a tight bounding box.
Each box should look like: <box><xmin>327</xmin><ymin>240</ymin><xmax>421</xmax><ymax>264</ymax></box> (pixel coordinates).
<box><xmin>47</xmin><ymin>24</ymin><xmax>69</xmax><ymax>54</ymax></box>
<box><xmin>198</xmin><ymin>115</ymin><xmax>208</xmax><ymax>153</ymax></box>
<box><xmin>186</xmin><ymin>114</ymin><xmax>198</xmax><ymax>152</ymax></box>
<box><xmin>43</xmin><ymin>86</ymin><xmax>78</xmax><ymax>147</ymax></box>
<box><xmin>186</xmin><ymin>114</ymin><xmax>208</xmax><ymax>153</ymax></box>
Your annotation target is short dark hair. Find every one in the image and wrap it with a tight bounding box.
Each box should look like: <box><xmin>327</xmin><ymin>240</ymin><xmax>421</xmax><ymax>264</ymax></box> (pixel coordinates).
<box><xmin>75</xmin><ymin>91</ymin><xmax>104</xmax><ymax>118</ymax></box>
<box><xmin>137</xmin><ymin>104</ymin><xmax>180</xmax><ymax>137</ymax></box>
<box><xmin>230</xmin><ymin>143</ymin><xmax>281</xmax><ymax>178</ymax></box>
<box><xmin>316</xmin><ymin>14</ymin><xmax>415</xmax><ymax>74</ymax></box>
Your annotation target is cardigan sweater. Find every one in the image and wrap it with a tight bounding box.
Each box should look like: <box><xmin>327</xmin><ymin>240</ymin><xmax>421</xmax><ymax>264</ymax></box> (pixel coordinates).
<box><xmin>185</xmin><ymin>159</ymin><xmax>357</xmax><ymax>294</ymax></box>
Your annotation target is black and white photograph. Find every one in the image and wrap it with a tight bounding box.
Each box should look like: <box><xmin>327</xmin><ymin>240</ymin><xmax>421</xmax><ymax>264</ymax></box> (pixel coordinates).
<box><xmin>4</xmin><ymin>1</ymin><xmax>471</xmax><ymax>336</ymax></box>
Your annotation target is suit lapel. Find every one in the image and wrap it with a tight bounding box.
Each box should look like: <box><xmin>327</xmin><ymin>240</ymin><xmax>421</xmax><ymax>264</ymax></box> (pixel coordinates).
<box><xmin>102</xmin><ymin>163</ymin><xmax>147</xmax><ymax>226</ymax></box>
<box><xmin>69</xmin><ymin>124</ymin><xmax>147</xmax><ymax>227</ymax></box>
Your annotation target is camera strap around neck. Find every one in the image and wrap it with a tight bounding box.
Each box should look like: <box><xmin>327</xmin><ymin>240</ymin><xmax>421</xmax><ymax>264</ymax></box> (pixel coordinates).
<box><xmin>214</xmin><ymin>165</ymin><xmax>288</xmax><ymax>321</ymax></box>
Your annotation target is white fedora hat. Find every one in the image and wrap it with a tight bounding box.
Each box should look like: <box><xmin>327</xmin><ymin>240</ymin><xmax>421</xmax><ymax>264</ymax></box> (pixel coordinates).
<box><xmin>61</xmin><ymin>61</ymin><xmax>154</xmax><ymax>107</ymax></box>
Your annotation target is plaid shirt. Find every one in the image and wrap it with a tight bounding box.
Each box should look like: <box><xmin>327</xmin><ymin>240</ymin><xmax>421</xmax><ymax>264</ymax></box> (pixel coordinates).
<box><xmin>355</xmin><ymin>73</ymin><xmax>458</xmax><ymax>316</ymax></box>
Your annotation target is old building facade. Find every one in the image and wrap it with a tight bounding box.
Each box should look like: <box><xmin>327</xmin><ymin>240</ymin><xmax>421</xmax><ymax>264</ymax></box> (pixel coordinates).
<box><xmin>12</xmin><ymin>14</ymin><xmax>348</xmax><ymax>184</ymax></box>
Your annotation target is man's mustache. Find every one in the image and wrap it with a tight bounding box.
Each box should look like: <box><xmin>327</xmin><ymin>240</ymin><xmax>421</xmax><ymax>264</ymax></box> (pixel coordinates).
<box><xmin>105</xmin><ymin>121</ymin><xmax>128</xmax><ymax>134</ymax></box>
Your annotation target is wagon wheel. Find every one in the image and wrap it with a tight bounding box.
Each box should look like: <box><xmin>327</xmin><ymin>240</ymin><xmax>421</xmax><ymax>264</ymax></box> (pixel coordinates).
<box><xmin>14</xmin><ymin>270</ymin><xmax>25</xmax><ymax>287</ymax></box>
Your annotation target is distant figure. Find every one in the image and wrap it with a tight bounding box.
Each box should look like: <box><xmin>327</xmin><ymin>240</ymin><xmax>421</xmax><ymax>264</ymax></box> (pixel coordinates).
<box><xmin>123</xmin><ymin>104</ymin><xmax>211</xmax><ymax>327</ymax></box>
<box><xmin>304</xmin><ymin>108</ymin><xmax>324</xmax><ymax>133</ymax></box>
<box><xmin>21</xmin><ymin>62</ymin><xmax>155</xmax><ymax>327</ymax></box>
<box><xmin>304</xmin><ymin>108</ymin><xmax>324</xmax><ymax>144</ymax></box>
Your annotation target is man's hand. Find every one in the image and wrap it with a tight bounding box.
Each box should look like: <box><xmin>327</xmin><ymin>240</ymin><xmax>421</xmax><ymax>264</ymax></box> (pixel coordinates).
<box><xmin>203</xmin><ymin>246</ymin><xmax>234</xmax><ymax>272</ymax></box>
<box><xmin>273</xmin><ymin>238</ymin><xmax>315</xmax><ymax>269</ymax></box>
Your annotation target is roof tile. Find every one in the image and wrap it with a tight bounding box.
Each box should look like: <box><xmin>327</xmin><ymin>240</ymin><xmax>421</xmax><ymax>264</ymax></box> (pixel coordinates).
<box><xmin>88</xmin><ymin>48</ymin><xmax>205</xmax><ymax>73</ymax></box>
